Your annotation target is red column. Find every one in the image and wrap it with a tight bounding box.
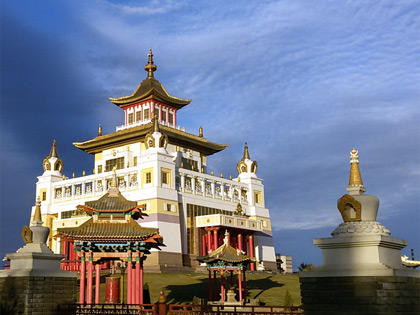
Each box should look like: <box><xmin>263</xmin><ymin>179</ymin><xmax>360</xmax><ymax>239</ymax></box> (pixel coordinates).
<box><xmin>213</xmin><ymin>229</ymin><xmax>218</xmax><ymax>250</ymax></box>
<box><xmin>79</xmin><ymin>252</ymin><xmax>86</xmax><ymax>304</ymax></box>
<box><xmin>127</xmin><ymin>254</ymin><xmax>132</xmax><ymax>304</ymax></box>
<box><xmin>131</xmin><ymin>260</ymin><xmax>136</xmax><ymax>304</ymax></box>
<box><xmin>135</xmin><ymin>253</ymin><xmax>140</xmax><ymax>304</ymax></box>
<box><xmin>249</xmin><ymin>235</ymin><xmax>255</xmax><ymax>271</ymax></box>
<box><xmin>207</xmin><ymin>229</ymin><xmax>212</xmax><ymax>253</ymax></box>
<box><xmin>95</xmin><ymin>264</ymin><xmax>100</xmax><ymax>304</ymax></box>
<box><xmin>238</xmin><ymin>270</ymin><xmax>243</xmax><ymax>302</ymax></box>
<box><xmin>174</xmin><ymin>109</ymin><xmax>177</xmax><ymax>126</ymax></box>
<box><xmin>139</xmin><ymin>257</ymin><xmax>144</xmax><ymax>304</ymax></box>
<box><xmin>238</xmin><ymin>233</ymin><xmax>243</xmax><ymax>251</ymax></box>
<box><xmin>201</xmin><ymin>233</ymin><xmax>206</xmax><ymax>256</ymax></box>
<box><xmin>220</xmin><ymin>271</ymin><xmax>225</xmax><ymax>302</ymax></box>
<box><xmin>86</xmin><ymin>255</ymin><xmax>93</xmax><ymax>304</ymax></box>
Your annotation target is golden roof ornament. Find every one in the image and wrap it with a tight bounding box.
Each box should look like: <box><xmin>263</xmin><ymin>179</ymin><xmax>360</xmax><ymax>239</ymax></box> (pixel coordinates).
<box><xmin>199</xmin><ymin>126</ymin><xmax>203</xmax><ymax>137</ymax></box>
<box><xmin>152</xmin><ymin>112</ymin><xmax>160</xmax><ymax>132</ymax></box>
<box><xmin>98</xmin><ymin>124</ymin><xmax>102</xmax><ymax>136</ymax></box>
<box><xmin>347</xmin><ymin>147</ymin><xmax>366</xmax><ymax>195</ymax></box>
<box><xmin>243</xmin><ymin>142</ymin><xmax>250</xmax><ymax>160</ymax></box>
<box><xmin>144</xmin><ymin>48</ymin><xmax>157</xmax><ymax>78</ymax></box>
<box><xmin>43</xmin><ymin>139</ymin><xmax>63</xmax><ymax>173</ymax></box>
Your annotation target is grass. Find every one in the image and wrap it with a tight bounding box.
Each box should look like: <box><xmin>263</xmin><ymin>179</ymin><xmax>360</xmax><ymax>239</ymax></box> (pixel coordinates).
<box><xmin>93</xmin><ymin>272</ymin><xmax>301</xmax><ymax>306</ymax></box>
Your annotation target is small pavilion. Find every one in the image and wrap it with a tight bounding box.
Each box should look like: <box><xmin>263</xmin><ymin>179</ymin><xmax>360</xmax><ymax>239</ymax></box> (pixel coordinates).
<box><xmin>197</xmin><ymin>231</ymin><xmax>255</xmax><ymax>303</ymax></box>
<box><xmin>56</xmin><ymin>170</ymin><xmax>164</xmax><ymax>305</ymax></box>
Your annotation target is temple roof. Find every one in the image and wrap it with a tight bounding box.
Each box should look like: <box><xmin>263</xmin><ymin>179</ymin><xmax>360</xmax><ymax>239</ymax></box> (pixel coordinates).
<box><xmin>78</xmin><ymin>191</ymin><xmax>139</xmax><ymax>213</ymax></box>
<box><xmin>197</xmin><ymin>237</ymin><xmax>255</xmax><ymax>264</ymax></box>
<box><xmin>109</xmin><ymin>49</ymin><xmax>191</xmax><ymax>109</ymax></box>
<box><xmin>73</xmin><ymin>121</ymin><xmax>227</xmax><ymax>155</ymax></box>
<box><xmin>56</xmin><ymin>218</ymin><xmax>160</xmax><ymax>242</ymax></box>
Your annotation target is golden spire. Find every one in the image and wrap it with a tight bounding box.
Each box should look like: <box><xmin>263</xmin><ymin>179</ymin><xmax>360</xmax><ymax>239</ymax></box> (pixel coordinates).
<box><xmin>347</xmin><ymin>147</ymin><xmax>366</xmax><ymax>194</ymax></box>
<box><xmin>111</xmin><ymin>166</ymin><xmax>118</xmax><ymax>188</ymax></box>
<box><xmin>243</xmin><ymin>142</ymin><xmax>250</xmax><ymax>160</ymax></box>
<box><xmin>199</xmin><ymin>126</ymin><xmax>203</xmax><ymax>137</ymax></box>
<box><xmin>49</xmin><ymin>139</ymin><xmax>58</xmax><ymax>158</ymax></box>
<box><xmin>98</xmin><ymin>124</ymin><xmax>102</xmax><ymax>136</ymax></box>
<box><xmin>33</xmin><ymin>196</ymin><xmax>42</xmax><ymax>223</ymax></box>
<box><xmin>144</xmin><ymin>48</ymin><xmax>157</xmax><ymax>78</ymax></box>
<box><xmin>152</xmin><ymin>112</ymin><xmax>160</xmax><ymax>132</ymax></box>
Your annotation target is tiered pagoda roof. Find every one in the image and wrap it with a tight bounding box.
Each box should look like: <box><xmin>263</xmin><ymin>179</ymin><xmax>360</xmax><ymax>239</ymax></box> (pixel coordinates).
<box><xmin>109</xmin><ymin>49</ymin><xmax>191</xmax><ymax>109</ymax></box>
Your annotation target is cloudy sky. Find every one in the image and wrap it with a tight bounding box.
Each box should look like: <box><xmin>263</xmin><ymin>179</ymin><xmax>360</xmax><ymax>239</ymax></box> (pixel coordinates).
<box><xmin>1</xmin><ymin>0</ymin><xmax>419</xmax><ymax>269</ymax></box>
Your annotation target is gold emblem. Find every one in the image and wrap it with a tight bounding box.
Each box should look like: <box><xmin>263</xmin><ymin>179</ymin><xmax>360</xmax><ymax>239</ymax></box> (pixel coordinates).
<box><xmin>22</xmin><ymin>225</ymin><xmax>33</xmax><ymax>244</ymax></box>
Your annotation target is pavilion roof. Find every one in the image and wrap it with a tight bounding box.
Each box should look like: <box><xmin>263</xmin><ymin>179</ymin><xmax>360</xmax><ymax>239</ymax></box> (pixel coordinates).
<box><xmin>73</xmin><ymin>121</ymin><xmax>227</xmax><ymax>155</ymax></box>
<box><xmin>197</xmin><ymin>239</ymin><xmax>256</xmax><ymax>264</ymax></box>
<box><xmin>56</xmin><ymin>218</ymin><xmax>161</xmax><ymax>242</ymax></box>
<box><xmin>77</xmin><ymin>190</ymin><xmax>139</xmax><ymax>213</ymax></box>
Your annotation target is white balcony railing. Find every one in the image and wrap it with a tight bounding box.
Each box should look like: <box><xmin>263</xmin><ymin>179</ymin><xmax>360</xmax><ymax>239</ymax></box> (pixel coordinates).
<box><xmin>195</xmin><ymin>214</ymin><xmax>263</xmax><ymax>231</ymax></box>
<box><xmin>178</xmin><ymin>168</ymin><xmax>249</xmax><ymax>205</ymax></box>
<box><xmin>115</xmin><ymin>119</ymin><xmax>186</xmax><ymax>132</ymax></box>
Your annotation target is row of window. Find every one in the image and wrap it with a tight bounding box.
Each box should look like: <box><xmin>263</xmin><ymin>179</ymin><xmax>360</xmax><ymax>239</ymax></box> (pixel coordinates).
<box><xmin>127</xmin><ymin>107</ymin><xmax>174</xmax><ymax>125</ymax></box>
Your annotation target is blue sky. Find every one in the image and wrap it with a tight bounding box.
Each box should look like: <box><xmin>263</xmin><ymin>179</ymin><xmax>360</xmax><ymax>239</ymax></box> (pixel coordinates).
<box><xmin>1</xmin><ymin>0</ymin><xmax>419</xmax><ymax>270</ymax></box>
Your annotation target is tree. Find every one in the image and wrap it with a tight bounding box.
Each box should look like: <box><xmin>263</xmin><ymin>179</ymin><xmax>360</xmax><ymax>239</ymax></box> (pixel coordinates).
<box><xmin>298</xmin><ymin>263</ymin><xmax>314</xmax><ymax>271</ymax></box>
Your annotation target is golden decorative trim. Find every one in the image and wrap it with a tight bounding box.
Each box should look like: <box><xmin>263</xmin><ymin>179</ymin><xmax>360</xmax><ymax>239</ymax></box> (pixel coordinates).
<box><xmin>337</xmin><ymin>194</ymin><xmax>362</xmax><ymax>222</ymax></box>
<box><xmin>22</xmin><ymin>225</ymin><xmax>32</xmax><ymax>244</ymax></box>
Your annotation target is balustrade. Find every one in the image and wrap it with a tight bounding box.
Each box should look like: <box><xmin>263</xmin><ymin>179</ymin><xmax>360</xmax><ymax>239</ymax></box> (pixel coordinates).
<box><xmin>52</xmin><ymin>168</ymin><xmax>139</xmax><ymax>202</ymax></box>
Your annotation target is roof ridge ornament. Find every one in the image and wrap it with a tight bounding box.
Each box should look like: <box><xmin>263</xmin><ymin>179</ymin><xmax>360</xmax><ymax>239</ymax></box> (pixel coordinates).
<box><xmin>144</xmin><ymin>48</ymin><xmax>157</xmax><ymax>78</ymax></box>
<box><xmin>347</xmin><ymin>147</ymin><xmax>366</xmax><ymax>195</ymax></box>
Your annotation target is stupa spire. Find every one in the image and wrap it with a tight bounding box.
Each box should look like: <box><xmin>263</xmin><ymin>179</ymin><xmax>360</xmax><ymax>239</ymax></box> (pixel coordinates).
<box><xmin>32</xmin><ymin>196</ymin><xmax>42</xmax><ymax>225</ymax></box>
<box><xmin>347</xmin><ymin>147</ymin><xmax>366</xmax><ymax>195</ymax></box>
<box><xmin>243</xmin><ymin>142</ymin><xmax>250</xmax><ymax>160</ymax></box>
<box><xmin>49</xmin><ymin>139</ymin><xmax>58</xmax><ymax>158</ymax></box>
<box><xmin>144</xmin><ymin>48</ymin><xmax>157</xmax><ymax>78</ymax></box>
<box><xmin>152</xmin><ymin>112</ymin><xmax>160</xmax><ymax>132</ymax></box>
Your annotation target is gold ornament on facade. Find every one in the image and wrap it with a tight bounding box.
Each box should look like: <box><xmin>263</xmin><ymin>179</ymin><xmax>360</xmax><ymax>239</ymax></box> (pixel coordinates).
<box><xmin>21</xmin><ymin>225</ymin><xmax>33</xmax><ymax>244</ymax></box>
<box><xmin>337</xmin><ymin>194</ymin><xmax>362</xmax><ymax>222</ymax></box>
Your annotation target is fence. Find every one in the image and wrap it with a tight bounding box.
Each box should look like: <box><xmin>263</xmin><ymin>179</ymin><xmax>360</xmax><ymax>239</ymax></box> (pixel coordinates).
<box><xmin>58</xmin><ymin>303</ymin><xmax>303</xmax><ymax>315</ymax></box>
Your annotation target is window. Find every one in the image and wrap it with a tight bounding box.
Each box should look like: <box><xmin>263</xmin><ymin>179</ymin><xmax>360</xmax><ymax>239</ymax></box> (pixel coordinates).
<box><xmin>162</xmin><ymin>171</ymin><xmax>169</xmax><ymax>184</ymax></box>
<box><xmin>162</xmin><ymin>110</ymin><xmax>167</xmax><ymax>123</ymax></box>
<box><xmin>255</xmin><ymin>193</ymin><xmax>259</xmax><ymax>204</ymax></box>
<box><xmin>97</xmin><ymin>165</ymin><xmax>102</xmax><ymax>173</ymax></box>
<box><xmin>146</xmin><ymin>172</ymin><xmax>152</xmax><ymax>184</ymax></box>
<box><xmin>128</xmin><ymin>113</ymin><xmax>134</xmax><ymax>124</ymax></box>
<box><xmin>136</xmin><ymin>111</ymin><xmax>141</xmax><ymax>122</ymax></box>
<box><xmin>105</xmin><ymin>157</ymin><xmax>125</xmax><ymax>172</ymax></box>
<box><xmin>133</xmin><ymin>156</ymin><xmax>137</xmax><ymax>167</ymax></box>
<box><xmin>165</xmin><ymin>203</ymin><xmax>172</xmax><ymax>211</ymax></box>
<box><xmin>42</xmin><ymin>191</ymin><xmax>47</xmax><ymax>201</ymax></box>
<box><xmin>144</xmin><ymin>108</ymin><xmax>150</xmax><ymax>120</ymax></box>
<box><xmin>181</xmin><ymin>158</ymin><xmax>198</xmax><ymax>171</ymax></box>
<box><xmin>168</xmin><ymin>112</ymin><xmax>174</xmax><ymax>124</ymax></box>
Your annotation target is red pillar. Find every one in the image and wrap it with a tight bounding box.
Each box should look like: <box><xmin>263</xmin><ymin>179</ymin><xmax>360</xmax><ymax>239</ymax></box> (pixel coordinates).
<box><xmin>213</xmin><ymin>229</ymin><xmax>218</xmax><ymax>250</ymax></box>
<box><xmin>95</xmin><ymin>264</ymin><xmax>100</xmax><ymax>304</ymax></box>
<box><xmin>207</xmin><ymin>229</ymin><xmax>212</xmax><ymax>253</ymax></box>
<box><xmin>140</xmin><ymin>257</ymin><xmax>144</xmax><ymax>304</ymax></box>
<box><xmin>79</xmin><ymin>252</ymin><xmax>86</xmax><ymax>304</ymax></box>
<box><xmin>220</xmin><ymin>271</ymin><xmax>225</xmax><ymax>302</ymax></box>
<box><xmin>238</xmin><ymin>233</ymin><xmax>243</xmax><ymax>251</ymax></box>
<box><xmin>249</xmin><ymin>235</ymin><xmax>255</xmax><ymax>271</ymax></box>
<box><xmin>86</xmin><ymin>255</ymin><xmax>93</xmax><ymax>304</ymax></box>
<box><xmin>127</xmin><ymin>254</ymin><xmax>132</xmax><ymax>304</ymax></box>
<box><xmin>131</xmin><ymin>260</ymin><xmax>136</xmax><ymax>304</ymax></box>
<box><xmin>238</xmin><ymin>270</ymin><xmax>243</xmax><ymax>302</ymax></box>
<box><xmin>135</xmin><ymin>254</ymin><xmax>140</xmax><ymax>304</ymax></box>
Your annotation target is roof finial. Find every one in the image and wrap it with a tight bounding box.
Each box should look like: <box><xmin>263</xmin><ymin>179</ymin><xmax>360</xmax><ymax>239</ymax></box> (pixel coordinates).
<box><xmin>347</xmin><ymin>147</ymin><xmax>366</xmax><ymax>195</ymax></box>
<box><xmin>223</xmin><ymin>230</ymin><xmax>229</xmax><ymax>245</ymax></box>
<box><xmin>199</xmin><ymin>126</ymin><xmax>203</xmax><ymax>137</ymax></box>
<box><xmin>98</xmin><ymin>124</ymin><xmax>102</xmax><ymax>136</ymax></box>
<box><xmin>243</xmin><ymin>142</ymin><xmax>250</xmax><ymax>160</ymax></box>
<box><xmin>49</xmin><ymin>139</ymin><xmax>58</xmax><ymax>158</ymax></box>
<box><xmin>32</xmin><ymin>196</ymin><xmax>42</xmax><ymax>224</ymax></box>
<box><xmin>144</xmin><ymin>48</ymin><xmax>157</xmax><ymax>78</ymax></box>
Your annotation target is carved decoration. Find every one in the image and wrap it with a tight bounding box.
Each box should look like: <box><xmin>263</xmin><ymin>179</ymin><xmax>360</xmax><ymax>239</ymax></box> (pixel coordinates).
<box><xmin>22</xmin><ymin>225</ymin><xmax>33</xmax><ymax>244</ymax></box>
<box><xmin>337</xmin><ymin>194</ymin><xmax>362</xmax><ymax>222</ymax></box>
<box><xmin>144</xmin><ymin>133</ymin><xmax>155</xmax><ymax>149</ymax></box>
